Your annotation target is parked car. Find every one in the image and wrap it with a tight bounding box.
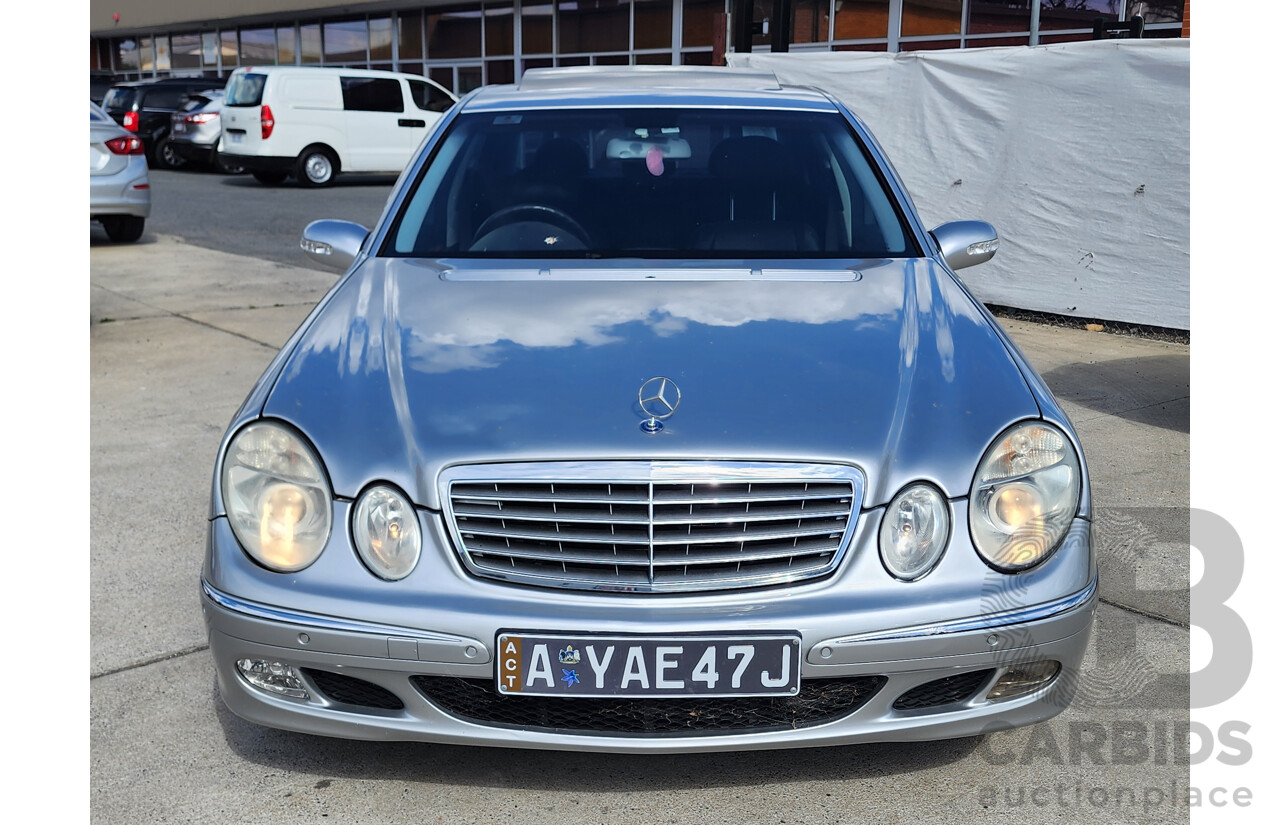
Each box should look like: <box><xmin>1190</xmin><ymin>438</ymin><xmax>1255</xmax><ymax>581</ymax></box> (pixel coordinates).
<box><xmin>168</xmin><ymin>91</ymin><xmax>245</xmax><ymax>174</ymax></box>
<box><xmin>90</xmin><ymin>101</ymin><xmax>150</xmax><ymax>243</ymax></box>
<box><xmin>90</xmin><ymin>70</ymin><xmax>122</xmax><ymax>105</ymax></box>
<box><xmin>217</xmin><ymin>65</ymin><xmax>456</xmax><ymax>186</ymax></box>
<box><xmin>202</xmin><ymin>67</ymin><xmax>1095</xmax><ymax>752</ymax></box>
<box><xmin>101</xmin><ymin>77</ymin><xmax>225</xmax><ymax>168</ymax></box>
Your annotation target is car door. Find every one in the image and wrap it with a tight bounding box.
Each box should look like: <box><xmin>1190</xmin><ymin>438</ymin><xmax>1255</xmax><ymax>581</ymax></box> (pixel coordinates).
<box><xmin>405</xmin><ymin>78</ymin><xmax>458</xmax><ymax>152</ymax></box>
<box><xmin>340</xmin><ymin>76</ymin><xmax>411</xmax><ymax>172</ymax></box>
<box><xmin>140</xmin><ymin>85</ymin><xmax>188</xmax><ymax>142</ymax></box>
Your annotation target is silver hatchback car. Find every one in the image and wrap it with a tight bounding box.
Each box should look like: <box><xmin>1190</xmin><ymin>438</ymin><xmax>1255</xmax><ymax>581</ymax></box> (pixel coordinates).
<box><xmin>90</xmin><ymin>101</ymin><xmax>150</xmax><ymax>243</ymax></box>
<box><xmin>167</xmin><ymin>90</ymin><xmax>246</xmax><ymax>174</ymax></box>
<box><xmin>202</xmin><ymin>68</ymin><xmax>1095</xmax><ymax>753</ymax></box>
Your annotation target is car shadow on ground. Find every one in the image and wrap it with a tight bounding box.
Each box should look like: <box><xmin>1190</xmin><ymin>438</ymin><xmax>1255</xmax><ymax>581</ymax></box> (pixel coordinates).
<box><xmin>213</xmin><ymin>690</ymin><xmax>983</xmax><ymax>788</ymax></box>
<box><xmin>1040</xmin><ymin>355</ymin><xmax>1189</xmax><ymax>433</ymax></box>
<box><xmin>217</xmin><ymin>173</ymin><xmax>400</xmax><ymax>189</ymax></box>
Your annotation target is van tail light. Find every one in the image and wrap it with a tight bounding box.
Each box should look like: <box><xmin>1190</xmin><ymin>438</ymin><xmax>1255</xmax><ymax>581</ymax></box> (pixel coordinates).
<box><xmin>123</xmin><ymin>111</ymin><xmax>139</xmax><ymax>132</ymax></box>
<box><xmin>261</xmin><ymin>105</ymin><xmax>275</xmax><ymax>140</ymax></box>
<box><xmin>105</xmin><ymin>136</ymin><xmax>145</xmax><ymax>155</ymax></box>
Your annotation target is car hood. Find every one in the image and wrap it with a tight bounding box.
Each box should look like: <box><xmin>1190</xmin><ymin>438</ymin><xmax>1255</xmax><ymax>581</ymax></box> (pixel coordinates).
<box><xmin>263</xmin><ymin>257</ymin><xmax>1038</xmax><ymax>510</ymax></box>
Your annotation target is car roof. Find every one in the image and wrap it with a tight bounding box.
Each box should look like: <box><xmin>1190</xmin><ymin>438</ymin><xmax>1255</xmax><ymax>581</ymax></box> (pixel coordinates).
<box><xmin>236</xmin><ymin>65</ymin><xmax>426</xmax><ymax>81</ymax></box>
<box><xmin>110</xmin><ymin>77</ymin><xmax>220</xmax><ymax>89</ymax></box>
<box><xmin>462</xmin><ymin>67</ymin><xmax>839</xmax><ymax>113</ymax></box>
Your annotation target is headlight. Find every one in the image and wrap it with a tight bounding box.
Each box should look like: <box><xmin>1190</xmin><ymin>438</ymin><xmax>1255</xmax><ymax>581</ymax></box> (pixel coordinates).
<box><xmin>879</xmin><ymin>483</ymin><xmax>950</xmax><ymax>581</ymax></box>
<box><xmin>969</xmin><ymin>421</ymin><xmax>1081</xmax><ymax>572</ymax></box>
<box><xmin>352</xmin><ymin>485</ymin><xmax>422</xmax><ymax>580</ymax></box>
<box><xmin>221</xmin><ymin>421</ymin><xmax>332</xmax><ymax>572</ymax></box>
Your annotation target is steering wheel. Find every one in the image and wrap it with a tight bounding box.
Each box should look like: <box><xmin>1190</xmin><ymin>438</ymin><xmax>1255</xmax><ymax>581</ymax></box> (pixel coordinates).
<box><xmin>472</xmin><ymin>204</ymin><xmax>591</xmax><ymax>247</ymax></box>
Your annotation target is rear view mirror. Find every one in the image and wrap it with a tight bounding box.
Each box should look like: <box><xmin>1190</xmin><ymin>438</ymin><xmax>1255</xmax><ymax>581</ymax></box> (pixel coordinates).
<box><xmin>300</xmin><ymin>220</ymin><xmax>369</xmax><ymax>270</ymax></box>
<box><xmin>930</xmin><ymin>221</ymin><xmax>999</xmax><ymax>271</ymax></box>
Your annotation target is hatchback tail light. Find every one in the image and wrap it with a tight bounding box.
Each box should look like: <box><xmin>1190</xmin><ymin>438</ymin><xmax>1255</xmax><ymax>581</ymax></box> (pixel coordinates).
<box><xmin>122</xmin><ymin>111</ymin><xmax>139</xmax><ymax>132</ymax></box>
<box><xmin>261</xmin><ymin>105</ymin><xmax>275</xmax><ymax>140</ymax></box>
<box><xmin>104</xmin><ymin>136</ymin><xmax>145</xmax><ymax>155</ymax></box>
<box><xmin>186</xmin><ymin>112</ymin><xmax>219</xmax><ymax>125</ymax></box>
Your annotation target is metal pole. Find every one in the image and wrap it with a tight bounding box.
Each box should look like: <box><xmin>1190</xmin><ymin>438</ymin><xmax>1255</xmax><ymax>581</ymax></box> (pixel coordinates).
<box><xmin>770</xmin><ymin>0</ymin><xmax>792</xmax><ymax>52</ymax></box>
<box><xmin>731</xmin><ymin>0</ymin><xmax>754</xmax><ymax>53</ymax></box>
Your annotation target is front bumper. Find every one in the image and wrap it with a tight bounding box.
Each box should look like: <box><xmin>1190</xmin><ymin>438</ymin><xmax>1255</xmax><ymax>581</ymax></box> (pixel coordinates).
<box><xmin>202</xmin><ymin>508</ymin><xmax>1097</xmax><ymax>752</ymax></box>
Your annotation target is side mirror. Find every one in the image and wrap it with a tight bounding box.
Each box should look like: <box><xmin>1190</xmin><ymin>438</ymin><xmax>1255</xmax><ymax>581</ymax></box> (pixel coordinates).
<box><xmin>930</xmin><ymin>221</ymin><xmax>999</xmax><ymax>271</ymax></box>
<box><xmin>300</xmin><ymin>220</ymin><xmax>369</xmax><ymax>271</ymax></box>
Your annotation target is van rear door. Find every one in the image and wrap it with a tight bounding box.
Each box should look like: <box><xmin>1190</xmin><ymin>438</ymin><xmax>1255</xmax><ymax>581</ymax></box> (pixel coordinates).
<box><xmin>221</xmin><ymin>71</ymin><xmax>269</xmax><ymax>155</ymax></box>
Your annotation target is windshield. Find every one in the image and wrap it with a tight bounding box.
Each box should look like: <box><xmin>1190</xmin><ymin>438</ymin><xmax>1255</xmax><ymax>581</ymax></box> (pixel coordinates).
<box><xmin>388</xmin><ymin>108</ymin><xmax>917</xmax><ymax>260</ymax></box>
<box><xmin>225</xmin><ymin>73</ymin><xmax>266</xmax><ymax>106</ymax></box>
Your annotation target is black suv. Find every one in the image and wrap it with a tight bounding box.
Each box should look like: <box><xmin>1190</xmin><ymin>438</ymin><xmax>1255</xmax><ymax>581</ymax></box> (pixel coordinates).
<box><xmin>102</xmin><ymin>78</ymin><xmax>226</xmax><ymax>168</ymax></box>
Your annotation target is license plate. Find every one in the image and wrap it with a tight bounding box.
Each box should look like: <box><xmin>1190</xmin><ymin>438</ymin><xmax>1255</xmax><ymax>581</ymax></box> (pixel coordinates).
<box><xmin>496</xmin><ymin>632</ymin><xmax>801</xmax><ymax>698</ymax></box>
<box><xmin>229</xmin><ymin>132</ymin><xmax>243</xmax><ymax>144</ymax></box>
<box><xmin>172</xmin><ymin>123</ymin><xmax>185</xmax><ymax>134</ymax></box>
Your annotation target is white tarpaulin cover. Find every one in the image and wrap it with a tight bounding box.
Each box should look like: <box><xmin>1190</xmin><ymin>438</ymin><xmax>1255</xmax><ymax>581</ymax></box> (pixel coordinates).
<box><xmin>730</xmin><ymin>40</ymin><xmax>1189</xmax><ymax>330</ymax></box>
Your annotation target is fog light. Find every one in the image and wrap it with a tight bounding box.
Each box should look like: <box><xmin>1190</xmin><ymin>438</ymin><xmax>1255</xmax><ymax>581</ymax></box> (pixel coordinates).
<box><xmin>986</xmin><ymin>660</ymin><xmax>1060</xmax><ymax>701</ymax></box>
<box><xmin>236</xmin><ymin>658</ymin><xmax>309</xmax><ymax>699</ymax></box>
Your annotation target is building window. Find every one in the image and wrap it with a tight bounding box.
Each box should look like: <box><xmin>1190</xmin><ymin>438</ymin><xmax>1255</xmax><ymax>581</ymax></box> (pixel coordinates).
<box><xmin>792</xmin><ymin>0</ymin><xmax>831</xmax><ymax>45</ymax></box>
<box><xmin>325</xmin><ymin>19</ymin><xmax>369</xmax><ymax>64</ymax></box>
<box><xmin>170</xmin><ymin>34</ymin><xmax>202</xmax><ymax>70</ymax></box>
<box><xmin>371</xmin><ymin>18</ymin><xmax>395</xmax><ymax>61</ymax></box>
<box><xmin>428</xmin><ymin>9</ymin><xmax>483</xmax><ymax>59</ymax></box>
<box><xmin>1038</xmin><ymin>0</ymin><xmax>1119</xmax><ymax>31</ymax></box>
<box><xmin>834</xmin><ymin>0</ymin><xmax>891</xmax><ymax>44</ymax></box>
<box><xmin>459</xmin><ymin>65</ymin><xmax>485</xmax><ymax>92</ymax></box>
<box><xmin>967</xmin><ymin>1</ymin><xmax>1032</xmax><ymax>37</ymax></box>
<box><xmin>486</xmin><ymin>4</ymin><xmax>516</xmax><ymax>56</ymax></box>
<box><xmin>155</xmin><ymin>36</ymin><xmax>172</xmax><ymax>71</ymax></box>
<box><xmin>399</xmin><ymin>12</ymin><xmax>425</xmax><ymax>61</ymax></box>
<box><xmin>300</xmin><ymin>25</ymin><xmax>322</xmax><ymax>63</ymax></box>
<box><xmin>1128</xmin><ymin>1</ymin><xmax>1182</xmax><ymax>24</ymax></box>
<box><xmin>199</xmin><ymin>33</ymin><xmax>217</xmax><ymax>68</ymax></box>
<box><xmin>901</xmin><ymin>0</ymin><xmax>962</xmax><ymax>38</ymax></box>
<box><xmin>116</xmin><ymin>38</ymin><xmax>140</xmax><ymax>72</ymax></box>
<box><xmin>221</xmin><ymin>31</ymin><xmax>239</xmax><ymax>68</ymax></box>
<box><xmin>522</xmin><ymin>4</ymin><xmax>555</xmax><ymax>55</ymax></box>
<box><xmin>241</xmin><ymin>29</ymin><xmax>277</xmax><ymax>65</ymax></box>
<box><xmin>683</xmin><ymin>0</ymin><xmax>721</xmax><ymax>48</ymax></box>
<box><xmin>560</xmin><ymin>1</ymin><xmax>631</xmax><ymax>54</ymax></box>
<box><xmin>278</xmin><ymin>27</ymin><xmax>298</xmax><ymax>64</ymax></box>
<box><xmin>488</xmin><ymin>59</ymin><xmax>517</xmax><ymax>83</ymax></box>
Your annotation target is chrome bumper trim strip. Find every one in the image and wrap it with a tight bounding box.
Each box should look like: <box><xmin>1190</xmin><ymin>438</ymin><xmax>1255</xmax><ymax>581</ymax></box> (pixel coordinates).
<box><xmin>819</xmin><ymin>574</ymin><xmax>1098</xmax><ymax>645</ymax></box>
<box><xmin>202</xmin><ymin>580</ymin><xmax>478</xmax><ymax>646</ymax></box>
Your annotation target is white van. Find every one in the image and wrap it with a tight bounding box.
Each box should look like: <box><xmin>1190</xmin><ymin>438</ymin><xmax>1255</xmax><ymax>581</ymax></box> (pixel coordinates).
<box><xmin>218</xmin><ymin>66</ymin><xmax>457</xmax><ymax>186</ymax></box>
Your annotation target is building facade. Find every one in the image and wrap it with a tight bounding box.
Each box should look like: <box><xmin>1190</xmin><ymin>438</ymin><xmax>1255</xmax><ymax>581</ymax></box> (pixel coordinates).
<box><xmin>90</xmin><ymin>1</ymin><xmax>1187</xmax><ymax>95</ymax></box>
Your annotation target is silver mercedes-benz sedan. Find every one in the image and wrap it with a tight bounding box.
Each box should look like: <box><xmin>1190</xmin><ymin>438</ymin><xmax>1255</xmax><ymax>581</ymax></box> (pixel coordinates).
<box><xmin>202</xmin><ymin>67</ymin><xmax>1095</xmax><ymax>753</ymax></box>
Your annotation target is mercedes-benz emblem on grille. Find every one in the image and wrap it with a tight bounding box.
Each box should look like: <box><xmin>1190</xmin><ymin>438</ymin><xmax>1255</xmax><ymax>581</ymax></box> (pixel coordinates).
<box><xmin>638</xmin><ymin>376</ymin><xmax>681</xmax><ymax>433</ymax></box>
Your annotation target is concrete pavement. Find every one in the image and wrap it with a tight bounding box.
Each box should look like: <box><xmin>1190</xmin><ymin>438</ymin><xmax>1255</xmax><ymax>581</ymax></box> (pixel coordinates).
<box><xmin>90</xmin><ymin>234</ymin><xmax>1190</xmax><ymax>824</ymax></box>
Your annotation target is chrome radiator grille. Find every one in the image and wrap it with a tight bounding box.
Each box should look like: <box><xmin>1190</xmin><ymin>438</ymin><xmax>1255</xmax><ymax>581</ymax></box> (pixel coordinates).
<box><xmin>441</xmin><ymin>462</ymin><xmax>864</xmax><ymax>593</ymax></box>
